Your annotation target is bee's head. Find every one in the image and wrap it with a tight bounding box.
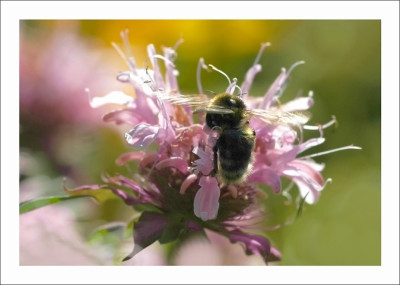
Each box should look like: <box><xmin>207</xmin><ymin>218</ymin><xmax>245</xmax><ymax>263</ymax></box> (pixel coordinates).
<box><xmin>206</xmin><ymin>93</ymin><xmax>246</xmax><ymax>129</ymax></box>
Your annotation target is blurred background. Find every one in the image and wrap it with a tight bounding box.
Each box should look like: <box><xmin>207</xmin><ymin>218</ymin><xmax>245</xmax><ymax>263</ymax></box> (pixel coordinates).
<box><xmin>19</xmin><ymin>20</ymin><xmax>380</xmax><ymax>265</ymax></box>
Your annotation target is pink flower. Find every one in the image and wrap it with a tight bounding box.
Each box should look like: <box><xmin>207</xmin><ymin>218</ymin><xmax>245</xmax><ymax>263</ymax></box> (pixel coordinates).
<box><xmin>194</xmin><ymin>176</ymin><xmax>220</xmax><ymax>221</ymax></box>
<box><xmin>76</xmin><ymin>31</ymin><xmax>360</xmax><ymax>264</ymax></box>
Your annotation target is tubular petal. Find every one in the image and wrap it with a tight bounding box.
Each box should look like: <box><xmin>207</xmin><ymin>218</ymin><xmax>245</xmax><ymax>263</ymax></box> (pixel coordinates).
<box><xmin>116</xmin><ymin>151</ymin><xmax>146</xmax><ymax>166</ymax></box>
<box><xmin>194</xmin><ymin>176</ymin><xmax>220</xmax><ymax>221</ymax></box>
<box><xmin>102</xmin><ymin>109</ymin><xmax>144</xmax><ymax>126</ymax></box>
<box><xmin>248</xmin><ymin>167</ymin><xmax>282</xmax><ymax>194</ymax></box>
<box><xmin>155</xmin><ymin>157</ymin><xmax>189</xmax><ymax>174</ymax></box>
<box><xmin>180</xmin><ymin>173</ymin><xmax>198</xmax><ymax>194</ymax></box>
<box><xmin>281</xmin><ymin>96</ymin><xmax>314</xmax><ymax>112</ymax></box>
<box><xmin>125</xmin><ymin>124</ymin><xmax>160</xmax><ymax>147</ymax></box>
<box><xmin>89</xmin><ymin>91</ymin><xmax>134</xmax><ymax>108</ymax></box>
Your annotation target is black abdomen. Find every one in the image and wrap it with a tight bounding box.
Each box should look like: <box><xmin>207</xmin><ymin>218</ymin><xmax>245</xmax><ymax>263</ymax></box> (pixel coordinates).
<box><xmin>216</xmin><ymin>127</ymin><xmax>255</xmax><ymax>183</ymax></box>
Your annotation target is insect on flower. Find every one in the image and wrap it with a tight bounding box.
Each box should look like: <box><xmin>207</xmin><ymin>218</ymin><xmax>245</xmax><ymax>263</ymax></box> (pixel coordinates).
<box><xmin>163</xmin><ymin>90</ymin><xmax>310</xmax><ymax>185</ymax></box>
<box><xmin>76</xmin><ymin>30</ymin><xmax>361</xmax><ymax>264</ymax></box>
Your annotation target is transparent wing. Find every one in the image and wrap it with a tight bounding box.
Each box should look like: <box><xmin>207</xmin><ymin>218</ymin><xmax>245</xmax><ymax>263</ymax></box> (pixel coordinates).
<box><xmin>163</xmin><ymin>92</ymin><xmax>234</xmax><ymax>114</ymax></box>
<box><xmin>162</xmin><ymin>92</ymin><xmax>210</xmax><ymax>109</ymax></box>
<box><xmin>247</xmin><ymin>108</ymin><xmax>310</xmax><ymax>126</ymax></box>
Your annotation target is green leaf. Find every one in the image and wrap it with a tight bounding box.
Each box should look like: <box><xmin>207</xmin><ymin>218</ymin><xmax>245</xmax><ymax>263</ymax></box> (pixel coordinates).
<box><xmin>133</xmin><ymin>203</ymin><xmax>163</xmax><ymax>214</ymax></box>
<box><xmin>88</xmin><ymin>222</ymin><xmax>126</xmax><ymax>244</ymax></box>
<box><xmin>296</xmin><ymin>192</ymin><xmax>309</xmax><ymax>218</ymax></box>
<box><xmin>64</xmin><ymin>183</ymin><xmax>116</xmax><ymax>203</ymax></box>
<box><xmin>159</xmin><ymin>219</ymin><xmax>184</xmax><ymax>244</ymax></box>
<box><xmin>19</xmin><ymin>195</ymin><xmax>90</xmax><ymax>214</ymax></box>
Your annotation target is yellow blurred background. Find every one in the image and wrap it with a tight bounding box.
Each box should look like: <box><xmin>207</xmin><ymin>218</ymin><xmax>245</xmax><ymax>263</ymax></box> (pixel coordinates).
<box><xmin>19</xmin><ymin>20</ymin><xmax>380</xmax><ymax>265</ymax></box>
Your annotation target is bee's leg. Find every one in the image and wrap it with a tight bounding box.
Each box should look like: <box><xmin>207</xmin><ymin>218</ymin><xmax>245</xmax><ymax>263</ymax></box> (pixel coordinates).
<box><xmin>210</xmin><ymin>144</ymin><xmax>218</xmax><ymax>176</ymax></box>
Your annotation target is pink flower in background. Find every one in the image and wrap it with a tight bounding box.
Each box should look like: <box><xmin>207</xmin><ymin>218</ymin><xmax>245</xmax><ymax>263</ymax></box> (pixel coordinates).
<box><xmin>20</xmin><ymin>23</ymin><xmax>119</xmax><ymax>129</ymax></box>
<box><xmin>71</xmin><ymin>30</ymin><xmax>359</xmax><ymax>264</ymax></box>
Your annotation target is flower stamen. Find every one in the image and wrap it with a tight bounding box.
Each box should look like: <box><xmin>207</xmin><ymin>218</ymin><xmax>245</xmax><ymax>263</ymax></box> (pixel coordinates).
<box><xmin>287</xmin><ymin>60</ymin><xmax>306</xmax><ymax>75</ymax></box>
<box><xmin>299</xmin><ymin>145</ymin><xmax>362</xmax><ymax>159</ymax></box>
<box><xmin>253</xmin><ymin>42</ymin><xmax>271</xmax><ymax>66</ymax></box>
<box><xmin>208</xmin><ymin>64</ymin><xmax>232</xmax><ymax>86</ymax></box>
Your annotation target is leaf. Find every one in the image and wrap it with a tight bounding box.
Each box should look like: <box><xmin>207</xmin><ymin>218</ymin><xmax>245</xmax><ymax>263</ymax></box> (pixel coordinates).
<box><xmin>19</xmin><ymin>195</ymin><xmax>90</xmax><ymax>214</ymax></box>
<box><xmin>133</xmin><ymin>203</ymin><xmax>163</xmax><ymax>214</ymax></box>
<box><xmin>159</xmin><ymin>218</ymin><xmax>184</xmax><ymax>244</ymax></box>
<box><xmin>88</xmin><ymin>222</ymin><xmax>126</xmax><ymax>244</ymax></box>
<box><xmin>123</xmin><ymin>212</ymin><xmax>167</xmax><ymax>261</ymax></box>
<box><xmin>296</xmin><ymin>192</ymin><xmax>309</xmax><ymax>218</ymax></box>
<box><xmin>64</xmin><ymin>182</ymin><xmax>117</xmax><ymax>203</ymax></box>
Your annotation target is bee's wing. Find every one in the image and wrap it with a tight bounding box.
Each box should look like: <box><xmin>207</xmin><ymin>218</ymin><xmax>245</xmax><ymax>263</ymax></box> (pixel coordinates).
<box><xmin>162</xmin><ymin>93</ymin><xmax>210</xmax><ymax>109</ymax></box>
<box><xmin>247</xmin><ymin>108</ymin><xmax>310</xmax><ymax>126</ymax></box>
<box><xmin>163</xmin><ymin>92</ymin><xmax>234</xmax><ymax>114</ymax></box>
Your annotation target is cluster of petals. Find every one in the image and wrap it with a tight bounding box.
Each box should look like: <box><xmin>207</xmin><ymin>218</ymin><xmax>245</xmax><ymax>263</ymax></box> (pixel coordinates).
<box><xmin>85</xmin><ymin>31</ymin><xmax>359</xmax><ymax>263</ymax></box>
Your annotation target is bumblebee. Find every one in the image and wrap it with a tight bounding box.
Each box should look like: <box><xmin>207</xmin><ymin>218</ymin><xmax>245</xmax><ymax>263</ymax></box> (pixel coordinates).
<box><xmin>164</xmin><ymin>92</ymin><xmax>309</xmax><ymax>184</ymax></box>
<box><xmin>205</xmin><ymin>93</ymin><xmax>255</xmax><ymax>183</ymax></box>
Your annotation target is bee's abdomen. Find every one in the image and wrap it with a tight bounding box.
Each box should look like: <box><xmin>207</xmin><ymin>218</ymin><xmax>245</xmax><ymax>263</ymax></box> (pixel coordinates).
<box><xmin>216</xmin><ymin>127</ymin><xmax>255</xmax><ymax>183</ymax></box>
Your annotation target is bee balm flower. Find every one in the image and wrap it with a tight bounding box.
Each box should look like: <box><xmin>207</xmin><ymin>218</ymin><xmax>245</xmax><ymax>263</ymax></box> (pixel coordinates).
<box><xmin>74</xmin><ymin>30</ymin><xmax>359</xmax><ymax>264</ymax></box>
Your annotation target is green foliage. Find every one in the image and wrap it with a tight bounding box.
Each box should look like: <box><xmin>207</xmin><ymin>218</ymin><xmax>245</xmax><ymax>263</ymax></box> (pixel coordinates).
<box><xmin>19</xmin><ymin>195</ymin><xmax>90</xmax><ymax>214</ymax></box>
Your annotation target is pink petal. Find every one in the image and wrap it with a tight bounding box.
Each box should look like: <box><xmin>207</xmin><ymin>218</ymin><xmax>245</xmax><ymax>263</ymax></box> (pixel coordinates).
<box><xmin>241</xmin><ymin>64</ymin><xmax>262</xmax><ymax>95</ymax></box>
<box><xmin>147</xmin><ymin>44</ymin><xmax>165</xmax><ymax>89</ymax></box>
<box><xmin>180</xmin><ymin>173</ymin><xmax>198</xmax><ymax>194</ymax></box>
<box><xmin>164</xmin><ymin>47</ymin><xmax>179</xmax><ymax>91</ymax></box>
<box><xmin>89</xmin><ymin>91</ymin><xmax>134</xmax><ymax>108</ymax></box>
<box><xmin>272</xmin><ymin>137</ymin><xmax>325</xmax><ymax>170</ymax></box>
<box><xmin>155</xmin><ymin>157</ymin><xmax>189</xmax><ymax>174</ymax></box>
<box><xmin>247</xmin><ymin>167</ymin><xmax>281</xmax><ymax>194</ymax></box>
<box><xmin>282</xmin><ymin>163</ymin><xmax>329</xmax><ymax>204</ymax></box>
<box><xmin>139</xmin><ymin>153</ymin><xmax>160</xmax><ymax>169</ymax></box>
<box><xmin>116</xmin><ymin>151</ymin><xmax>146</xmax><ymax>166</ymax></box>
<box><xmin>192</xmin><ymin>147</ymin><xmax>214</xmax><ymax>175</ymax></box>
<box><xmin>292</xmin><ymin>177</ymin><xmax>320</xmax><ymax>204</ymax></box>
<box><xmin>194</xmin><ymin>176</ymin><xmax>220</xmax><ymax>221</ymax></box>
<box><xmin>281</xmin><ymin>96</ymin><xmax>314</xmax><ymax>112</ymax></box>
<box><xmin>259</xmin><ymin>68</ymin><xmax>289</xmax><ymax>109</ymax></box>
<box><xmin>102</xmin><ymin>109</ymin><xmax>144</xmax><ymax>125</ymax></box>
<box><xmin>288</xmin><ymin>160</ymin><xmax>324</xmax><ymax>185</ymax></box>
<box><xmin>125</xmin><ymin>123</ymin><xmax>160</xmax><ymax>147</ymax></box>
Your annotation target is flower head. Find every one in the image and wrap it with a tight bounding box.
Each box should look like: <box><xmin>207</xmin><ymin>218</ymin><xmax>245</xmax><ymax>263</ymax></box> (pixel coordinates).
<box><xmin>74</xmin><ymin>30</ymin><xmax>360</xmax><ymax>264</ymax></box>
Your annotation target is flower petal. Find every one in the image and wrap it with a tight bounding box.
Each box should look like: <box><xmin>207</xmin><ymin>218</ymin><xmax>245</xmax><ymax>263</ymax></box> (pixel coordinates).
<box><xmin>89</xmin><ymin>91</ymin><xmax>134</xmax><ymax>108</ymax></box>
<box><xmin>102</xmin><ymin>109</ymin><xmax>144</xmax><ymax>125</ymax></box>
<box><xmin>116</xmin><ymin>151</ymin><xmax>146</xmax><ymax>166</ymax></box>
<box><xmin>109</xmin><ymin>187</ymin><xmax>141</xmax><ymax>206</ymax></box>
<box><xmin>147</xmin><ymin>44</ymin><xmax>165</xmax><ymax>89</ymax></box>
<box><xmin>155</xmin><ymin>157</ymin><xmax>189</xmax><ymax>174</ymax></box>
<box><xmin>247</xmin><ymin>167</ymin><xmax>281</xmax><ymax>194</ymax></box>
<box><xmin>228</xmin><ymin>229</ymin><xmax>276</xmax><ymax>264</ymax></box>
<box><xmin>164</xmin><ymin>47</ymin><xmax>179</xmax><ymax>91</ymax></box>
<box><xmin>194</xmin><ymin>176</ymin><xmax>220</xmax><ymax>221</ymax></box>
<box><xmin>123</xmin><ymin>212</ymin><xmax>167</xmax><ymax>261</ymax></box>
<box><xmin>281</xmin><ymin>96</ymin><xmax>314</xmax><ymax>112</ymax></box>
<box><xmin>259</xmin><ymin>68</ymin><xmax>289</xmax><ymax>109</ymax></box>
<box><xmin>180</xmin><ymin>173</ymin><xmax>198</xmax><ymax>194</ymax></box>
<box><xmin>125</xmin><ymin>123</ymin><xmax>160</xmax><ymax>147</ymax></box>
<box><xmin>192</xmin><ymin>146</ymin><xmax>214</xmax><ymax>175</ymax></box>
<box><xmin>241</xmin><ymin>64</ymin><xmax>262</xmax><ymax>95</ymax></box>
<box><xmin>272</xmin><ymin>137</ymin><xmax>325</xmax><ymax>170</ymax></box>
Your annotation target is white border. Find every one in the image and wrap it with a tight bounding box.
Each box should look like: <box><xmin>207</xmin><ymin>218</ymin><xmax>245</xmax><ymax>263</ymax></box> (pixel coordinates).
<box><xmin>2</xmin><ymin>1</ymin><xmax>399</xmax><ymax>284</ymax></box>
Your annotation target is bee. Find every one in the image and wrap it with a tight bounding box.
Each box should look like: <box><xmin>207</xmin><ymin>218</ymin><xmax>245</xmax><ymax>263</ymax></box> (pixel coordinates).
<box><xmin>164</xmin><ymin>92</ymin><xmax>309</xmax><ymax>184</ymax></box>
